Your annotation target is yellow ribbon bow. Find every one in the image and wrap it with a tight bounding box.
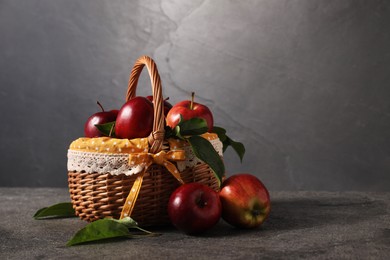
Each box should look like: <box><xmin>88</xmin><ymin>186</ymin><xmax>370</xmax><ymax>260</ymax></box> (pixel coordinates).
<box><xmin>120</xmin><ymin>150</ymin><xmax>186</xmax><ymax>219</ymax></box>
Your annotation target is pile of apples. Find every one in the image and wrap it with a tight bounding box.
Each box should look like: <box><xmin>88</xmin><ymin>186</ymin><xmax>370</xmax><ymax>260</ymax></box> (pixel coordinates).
<box><xmin>84</xmin><ymin>94</ymin><xmax>213</xmax><ymax>138</ymax></box>
<box><xmin>84</xmin><ymin>94</ymin><xmax>270</xmax><ymax>234</ymax></box>
<box><xmin>168</xmin><ymin>174</ymin><xmax>270</xmax><ymax>235</ymax></box>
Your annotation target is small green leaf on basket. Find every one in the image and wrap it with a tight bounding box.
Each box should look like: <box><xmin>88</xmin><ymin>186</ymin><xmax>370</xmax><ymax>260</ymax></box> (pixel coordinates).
<box><xmin>33</xmin><ymin>202</ymin><xmax>76</xmax><ymax>219</ymax></box>
<box><xmin>187</xmin><ymin>135</ymin><xmax>225</xmax><ymax>186</ymax></box>
<box><xmin>95</xmin><ymin>121</ymin><xmax>116</xmax><ymax>137</ymax></box>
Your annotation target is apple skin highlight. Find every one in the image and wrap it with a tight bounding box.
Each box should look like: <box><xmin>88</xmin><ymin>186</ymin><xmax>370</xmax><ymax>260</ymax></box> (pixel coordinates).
<box><xmin>115</xmin><ymin>97</ymin><xmax>154</xmax><ymax>139</ymax></box>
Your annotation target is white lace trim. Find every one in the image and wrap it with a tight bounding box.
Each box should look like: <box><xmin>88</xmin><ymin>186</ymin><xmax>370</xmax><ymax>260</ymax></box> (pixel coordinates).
<box><xmin>67</xmin><ymin>150</ymin><xmax>144</xmax><ymax>176</ymax></box>
<box><xmin>67</xmin><ymin>138</ymin><xmax>223</xmax><ymax>176</ymax></box>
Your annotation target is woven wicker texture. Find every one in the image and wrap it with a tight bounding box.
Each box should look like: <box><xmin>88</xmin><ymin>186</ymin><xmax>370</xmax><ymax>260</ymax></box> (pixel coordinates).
<box><xmin>68</xmin><ymin>56</ymin><xmax>221</xmax><ymax>226</ymax></box>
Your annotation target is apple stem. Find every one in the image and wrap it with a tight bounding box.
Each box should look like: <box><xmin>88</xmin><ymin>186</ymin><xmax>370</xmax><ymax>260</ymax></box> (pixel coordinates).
<box><xmin>190</xmin><ymin>92</ymin><xmax>195</xmax><ymax>110</ymax></box>
<box><xmin>97</xmin><ymin>101</ymin><xmax>105</xmax><ymax>112</ymax></box>
<box><xmin>109</xmin><ymin>122</ymin><xmax>115</xmax><ymax>137</ymax></box>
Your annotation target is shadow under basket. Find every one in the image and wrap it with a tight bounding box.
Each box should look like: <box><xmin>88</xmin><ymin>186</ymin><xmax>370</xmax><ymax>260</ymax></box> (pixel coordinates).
<box><xmin>68</xmin><ymin>163</ymin><xmax>220</xmax><ymax>226</ymax></box>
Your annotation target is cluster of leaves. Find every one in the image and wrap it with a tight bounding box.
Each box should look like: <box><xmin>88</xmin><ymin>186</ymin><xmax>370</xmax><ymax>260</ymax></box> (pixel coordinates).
<box><xmin>34</xmin><ymin>203</ymin><xmax>159</xmax><ymax>246</ymax></box>
<box><xmin>212</xmin><ymin>126</ymin><xmax>245</xmax><ymax>162</ymax></box>
<box><xmin>166</xmin><ymin>116</ymin><xmax>245</xmax><ymax>186</ymax></box>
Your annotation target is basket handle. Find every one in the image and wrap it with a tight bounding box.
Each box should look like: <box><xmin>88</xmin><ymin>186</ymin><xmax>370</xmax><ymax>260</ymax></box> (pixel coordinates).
<box><xmin>126</xmin><ymin>56</ymin><xmax>165</xmax><ymax>154</ymax></box>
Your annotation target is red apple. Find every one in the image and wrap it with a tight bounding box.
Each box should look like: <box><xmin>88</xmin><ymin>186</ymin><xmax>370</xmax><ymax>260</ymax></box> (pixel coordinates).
<box><xmin>115</xmin><ymin>96</ymin><xmax>154</xmax><ymax>139</ymax></box>
<box><xmin>166</xmin><ymin>92</ymin><xmax>213</xmax><ymax>132</ymax></box>
<box><xmin>168</xmin><ymin>183</ymin><xmax>222</xmax><ymax>235</ymax></box>
<box><xmin>84</xmin><ymin>101</ymin><xmax>118</xmax><ymax>138</ymax></box>
<box><xmin>146</xmin><ymin>95</ymin><xmax>173</xmax><ymax>117</ymax></box>
<box><xmin>219</xmin><ymin>174</ymin><xmax>271</xmax><ymax>229</ymax></box>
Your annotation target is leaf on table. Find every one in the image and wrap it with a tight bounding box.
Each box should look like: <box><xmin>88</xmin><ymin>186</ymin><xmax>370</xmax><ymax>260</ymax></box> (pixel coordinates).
<box><xmin>67</xmin><ymin>219</ymin><xmax>131</xmax><ymax>246</ymax></box>
<box><xmin>114</xmin><ymin>217</ymin><xmax>160</xmax><ymax>236</ymax></box>
<box><xmin>67</xmin><ymin>217</ymin><xmax>160</xmax><ymax>246</ymax></box>
<box><xmin>33</xmin><ymin>202</ymin><xmax>76</xmax><ymax>220</ymax></box>
<box><xmin>112</xmin><ymin>217</ymin><xmax>138</xmax><ymax>228</ymax></box>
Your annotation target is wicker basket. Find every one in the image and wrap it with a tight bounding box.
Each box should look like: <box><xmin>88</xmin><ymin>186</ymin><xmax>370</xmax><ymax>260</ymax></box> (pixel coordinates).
<box><xmin>67</xmin><ymin>56</ymin><xmax>222</xmax><ymax>226</ymax></box>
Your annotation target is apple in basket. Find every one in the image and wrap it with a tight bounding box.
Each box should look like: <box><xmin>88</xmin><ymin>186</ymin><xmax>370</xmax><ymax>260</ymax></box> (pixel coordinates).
<box><xmin>115</xmin><ymin>96</ymin><xmax>154</xmax><ymax>139</ymax></box>
<box><xmin>219</xmin><ymin>174</ymin><xmax>271</xmax><ymax>229</ymax></box>
<box><xmin>84</xmin><ymin>101</ymin><xmax>118</xmax><ymax>138</ymax></box>
<box><xmin>168</xmin><ymin>183</ymin><xmax>222</xmax><ymax>235</ymax></box>
<box><xmin>146</xmin><ymin>95</ymin><xmax>173</xmax><ymax>116</ymax></box>
<box><xmin>166</xmin><ymin>92</ymin><xmax>214</xmax><ymax>132</ymax></box>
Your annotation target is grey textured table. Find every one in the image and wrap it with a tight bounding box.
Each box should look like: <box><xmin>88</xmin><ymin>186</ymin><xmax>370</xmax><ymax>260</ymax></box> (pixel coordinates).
<box><xmin>0</xmin><ymin>188</ymin><xmax>389</xmax><ymax>259</ymax></box>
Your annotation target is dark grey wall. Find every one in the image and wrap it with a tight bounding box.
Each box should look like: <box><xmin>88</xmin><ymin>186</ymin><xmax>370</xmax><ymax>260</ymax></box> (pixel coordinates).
<box><xmin>1</xmin><ymin>0</ymin><xmax>390</xmax><ymax>190</ymax></box>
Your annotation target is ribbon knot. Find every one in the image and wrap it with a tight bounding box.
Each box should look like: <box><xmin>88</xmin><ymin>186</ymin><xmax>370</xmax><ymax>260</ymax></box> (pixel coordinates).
<box><xmin>128</xmin><ymin>150</ymin><xmax>185</xmax><ymax>182</ymax></box>
<box><xmin>120</xmin><ymin>149</ymin><xmax>186</xmax><ymax>220</ymax></box>
<box><xmin>152</xmin><ymin>150</ymin><xmax>167</xmax><ymax>165</ymax></box>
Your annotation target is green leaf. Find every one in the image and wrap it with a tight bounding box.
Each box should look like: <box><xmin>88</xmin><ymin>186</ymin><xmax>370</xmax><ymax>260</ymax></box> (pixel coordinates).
<box><xmin>67</xmin><ymin>219</ymin><xmax>131</xmax><ymax>246</ymax></box>
<box><xmin>112</xmin><ymin>217</ymin><xmax>138</xmax><ymax>228</ymax></box>
<box><xmin>187</xmin><ymin>135</ymin><xmax>225</xmax><ymax>186</ymax></box>
<box><xmin>174</xmin><ymin>126</ymin><xmax>184</xmax><ymax>140</ymax></box>
<box><xmin>178</xmin><ymin>117</ymin><xmax>208</xmax><ymax>136</ymax></box>
<box><xmin>165</xmin><ymin>117</ymin><xmax>208</xmax><ymax>140</ymax></box>
<box><xmin>33</xmin><ymin>202</ymin><xmax>75</xmax><ymax>219</ymax></box>
<box><xmin>95</xmin><ymin>121</ymin><xmax>116</xmax><ymax>137</ymax></box>
<box><xmin>226</xmin><ymin>137</ymin><xmax>246</xmax><ymax>162</ymax></box>
<box><xmin>67</xmin><ymin>217</ymin><xmax>160</xmax><ymax>246</ymax></box>
<box><xmin>164</xmin><ymin>125</ymin><xmax>176</xmax><ymax>139</ymax></box>
<box><xmin>115</xmin><ymin>217</ymin><xmax>161</xmax><ymax>236</ymax></box>
<box><xmin>212</xmin><ymin>126</ymin><xmax>227</xmax><ymax>142</ymax></box>
<box><xmin>213</xmin><ymin>126</ymin><xmax>246</xmax><ymax>162</ymax></box>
